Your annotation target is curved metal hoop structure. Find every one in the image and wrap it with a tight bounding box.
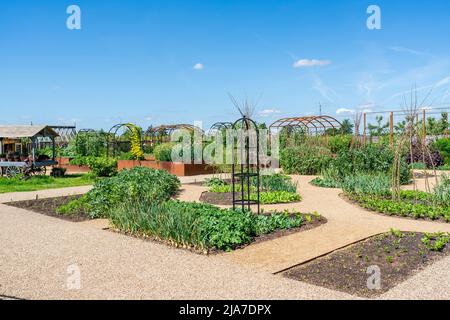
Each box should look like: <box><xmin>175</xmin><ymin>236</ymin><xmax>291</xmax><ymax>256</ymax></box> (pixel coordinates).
<box><xmin>107</xmin><ymin>123</ymin><xmax>142</xmax><ymax>157</ymax></box>
<box><xmin>269</xmin><ymin>115</ymin><xmax>342</xmax><ymax>135</ymax></box>
<box><xmin>145</xmin><ymin>124</ymin><xmax>204</xmax><ymax>145</ymax></box>
<box><xmin>210</xmin><ymin>122</ymin><xmax>233</xmax><ymax>131</ymax></box>
<box><xmin>232</xmin><ymin>116</ymin><xmax>260</xmax><ymax>214</ymax></box>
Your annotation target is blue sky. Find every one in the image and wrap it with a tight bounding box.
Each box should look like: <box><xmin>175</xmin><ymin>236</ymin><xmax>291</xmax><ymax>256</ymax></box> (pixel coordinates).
<box><xmin>1</xmin><ymin>0</ymin><xmax>450</xmax><ymax>130</ymax></box>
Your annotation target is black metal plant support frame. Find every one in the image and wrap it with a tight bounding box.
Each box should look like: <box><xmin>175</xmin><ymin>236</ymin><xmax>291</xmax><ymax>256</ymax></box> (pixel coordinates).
<box><xmin>231</xmin><ymin>116</ymin><xmax>260</xmax><ymax>214</ymax></box>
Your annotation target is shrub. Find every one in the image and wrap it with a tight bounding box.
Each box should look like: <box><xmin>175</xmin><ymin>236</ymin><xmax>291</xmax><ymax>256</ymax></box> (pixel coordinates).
<box><xmin>433</xmin><ymin>138</ymin><xmax>450</xmax><ymax>165</ymax></box>
<box><xmin>256</xmin><ymin>173</ymin><xmax>298</xmax><ymax>193</ymax></box>
<box><xmin>281</xmin><ymin>145</ymin><xmax>333</xmax><ymax>175</ymax></box>
<box><xmin>333</xmin><ymin>144</ymin><xmax>411</xmax><ymax>184</ymax></box>
<box><xmin>109</xmin><ymin>199</ymin><xmax>304</xmax><ymax>251</ymax></box>
<box><xmin>154</xmin><ymin>143</ymin><xmax>174</xmax><ymax>162</ymax></box>
<box><xmin>405</xmin><ymin>141</ymin><xmax>444</xmax><ymax>169</ymax></box>
<box><xmin>87</xmin><ymin>157</ymin><xmax>117</xmax><ymax>177</ymax></box>
<box><xmin>60</xmin><ymin>167</ymin><xmax>180</xmax><ymax>218</ymax></box>
<box><xmin>327</xmin><ymin>135</ymin><xmax>352</xmax><ymax>154</ymax></box>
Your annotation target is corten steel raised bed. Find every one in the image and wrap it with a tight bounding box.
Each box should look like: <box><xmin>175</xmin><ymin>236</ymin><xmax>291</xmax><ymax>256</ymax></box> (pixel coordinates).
<box><xmin>56</xmin><ymin>157</ymin><xmax>72</xmax><ymax>166</ymax></box>
<box><xmin>117</xmin><ymin>160</ymin><xmax>214</xmax><ymax>176</ymax></box>
<box><xmin>57</xmin><ymin>164</ymin><xmax>91</xmax><ymax>173</ymax></box>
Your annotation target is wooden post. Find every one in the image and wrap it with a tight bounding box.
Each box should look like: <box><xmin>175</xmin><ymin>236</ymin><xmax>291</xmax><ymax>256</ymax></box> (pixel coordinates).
<box><xmin>422</xmin><ymin>109</ymin><xmax>426</xmax><ymax>144</ymax></box>
<box><xmin>362</xmin><ymin>113</ymin><xmax>366</xmax><ymax>145</ymax></box>
<box><xmin>389</xmin><ymin>112</ymin><xmax>393</xmax><ymax>143</ymax></box>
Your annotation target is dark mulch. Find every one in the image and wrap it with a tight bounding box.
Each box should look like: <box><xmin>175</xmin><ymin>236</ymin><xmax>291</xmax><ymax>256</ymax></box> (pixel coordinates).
<box><xmin>200</xmin><ymin>191</ymin><xmax>238</xmax><ymax>205</ymax></box>
<box><xmin>283</xmin><ymin>232</ymin><xmax>449</xmax><ymax>298</ymax></box>
<box><xmin>5</xmin><ymin>195</ymin><xmax>89</xmax><ymax>222</ymax></box>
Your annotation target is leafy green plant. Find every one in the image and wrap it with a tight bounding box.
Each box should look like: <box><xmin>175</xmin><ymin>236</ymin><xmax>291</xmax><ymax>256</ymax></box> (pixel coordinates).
<box><xmin>86</xmin><ymin>157</ymin><xmax>118</xmax><ymax>177</ymax></box>
<box><xmin>154</xmin><ymin>143</ymin><xmax>175</xmax><ymax>162</ymax></box>
<box><xmin>59</xmin><ymin>167</ymin><xmax>180</xmax><ymax>218</ymax></box>
<box><xmin>341</xmin><ymin>173</ymin><xmax>391</xmax><ymax>197</ymax></box>
<box><xmin>280</xmin><ymin>145</ymin><xmax>333</xmax><ymax>175</ymax></box>
<box><xmin>421</xmin><ymin>232</ymin><xmax>450</xmax><ymax>251</ymax></box>
<box><xmin>432</xmin><ymin>138</ymin><xmax>450</xmax><ymax>165</ymax></box>
<box><xmin>326</xmin><ymin>135</ymin><xmax>352</xmax><ymax>154</ymax></box>
<box><xmin>109</xmin><ymin>199</ymin><xmax>305</xmax><ymax>252</ymax></box>
<box><xmin>251</xmin><ymin>191</ymin><xmax>301</xmax><ymax>204</ymax></box>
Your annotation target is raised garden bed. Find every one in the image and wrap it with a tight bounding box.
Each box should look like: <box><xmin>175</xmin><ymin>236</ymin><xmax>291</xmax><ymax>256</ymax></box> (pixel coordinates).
<box><xmin>117</xmin><ymin>159</ymin><xmax>213</xmax><ymax>176</ymax></box>
<box><xmin>5</xmin><ymin>195</ymin><xmax>89</xmax><ymax>222</ymax></box>
<box><xmin>283</xmin><ymin>230</ymin><xmax>450</xmax><ymax>297</ymax></box>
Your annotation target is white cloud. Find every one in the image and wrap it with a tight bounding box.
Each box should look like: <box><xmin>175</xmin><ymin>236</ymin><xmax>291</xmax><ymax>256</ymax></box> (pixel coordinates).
<box><xmin>293</xmin><ymin>59</ymin><xmax>331</xmax><ymax>68</ymax></box>
<box><xmin>435</xmin><ymin>76</ymin><xmax>450</xmax><ymax>88</ymax></box>
<box><xmin>336</xmin><ymin>108</ymin><xmax>355</xmax><ymax>115</ymax></box>
<box><xmin>258</xmin><ymin>109</ymin><xmax>281</xmax><ymax>117</ymax></box>
<box><xmin>144</xmin><ymin>116</ymin><xmax>153</xmax><ymax>121</ymax></box>
<box><xmin>388</xmin><ymin>46</ymin><xmax>428</xmax><ymax>56</ymax></box>
<box><xmin>193</xmin><ymin>63</ymin><xmax>204</xmax><ymax>70</ymax></box>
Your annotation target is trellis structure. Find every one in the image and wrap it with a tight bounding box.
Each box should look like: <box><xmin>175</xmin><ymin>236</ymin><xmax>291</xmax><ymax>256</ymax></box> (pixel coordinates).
<box><xmin>107</xmin><ymin>123</ymin><xmax>142</xmax><ymax>157</ymax></box>
<box><xmin>269</xmin><ymin>115</ymin><xmax>342</xmax><ymax>136</ymax></box>
<box><xmin>232</xmin><ymin>116</ymin><xmax>260</xmax><ymax>214</ymax></box>
<box><xmin>145</xmin><ymin>124</ymin><xmax>204</xmax><ymax>145</ymax></box>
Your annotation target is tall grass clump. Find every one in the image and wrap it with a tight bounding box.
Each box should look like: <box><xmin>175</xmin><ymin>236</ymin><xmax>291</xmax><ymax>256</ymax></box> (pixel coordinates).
<box><xmin>109</xmin><ymin>199</ymin><xmax>304</xmax><ymax>252</ymax></box>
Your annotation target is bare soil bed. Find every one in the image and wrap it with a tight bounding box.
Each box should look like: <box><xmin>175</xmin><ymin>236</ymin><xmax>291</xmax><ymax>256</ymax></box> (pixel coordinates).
<box><xmin>5</xmin><ymin>195</ymin><xmax>89</xmax><ymax>222</ymax></box>
<box><xmin>283</xmin><ymin>231</ymin><xmax>449</xmax><ymax>298</ymax></box>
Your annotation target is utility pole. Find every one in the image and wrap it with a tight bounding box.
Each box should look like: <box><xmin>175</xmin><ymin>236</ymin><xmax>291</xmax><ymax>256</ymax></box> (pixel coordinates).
<box><xmin>319</xmin><ymin>102</ymin><xmax>322</xmax><ymax>116</ymax></box>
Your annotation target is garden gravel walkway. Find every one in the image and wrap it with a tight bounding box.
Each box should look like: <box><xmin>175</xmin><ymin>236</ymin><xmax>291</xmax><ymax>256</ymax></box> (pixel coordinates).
<box><xmin>0</xmin><ymin>202</ymin><xmax>354</xmax><ymax>300</ymax></box>
<box><xmin>216</xmin><ymin>176</ymin><xmax>450</xmax><ymax>273</ymax></box>
<box><xmin>1</xmin><ymin>175</ymin><xmax>449</xmax><ymax>299</ymax></box>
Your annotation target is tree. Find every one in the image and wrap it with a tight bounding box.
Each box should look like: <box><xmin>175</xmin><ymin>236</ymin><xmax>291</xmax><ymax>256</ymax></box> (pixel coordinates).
<box><xmin>368</xmin><ymin>115</ymin><xmax>389</xmax><ymax>137</ymax></box>
<box><xmin>340</xmin><ymin>119</ymin><xmax>354</xmax><ymax>134</ymax></box>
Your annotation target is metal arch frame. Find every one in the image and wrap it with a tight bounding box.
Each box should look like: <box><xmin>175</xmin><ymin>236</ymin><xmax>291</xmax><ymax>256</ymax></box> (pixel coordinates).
<box><xmin>231</xmin><ymin>116</ymin><xmax>260</xmax><ymax>214</ymax></box>
<box><xmin>269</xmin><ymin>115</ymin><xmax>342</xmax><ymax>136</ymax></box>
<box><xmin>107</xmin><ymin>123</ymin><xmax>142</xmax><ymax>157</ymax></box>
<box><xmin>210</xmin><ymin>122</ymin><xmax>233</xmax><ymax>131</ymax></box>
<box><xmin>144</xmin><ymin>124</ymin><xmax>204</xmax><ymax>145</ymax></box>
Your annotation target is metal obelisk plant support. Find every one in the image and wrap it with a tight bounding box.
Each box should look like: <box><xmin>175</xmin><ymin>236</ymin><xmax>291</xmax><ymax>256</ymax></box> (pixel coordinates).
<box><xmin>231</xmin><ymin>116</ymin><xmax>260</xmax><ymax>214</ymax></box>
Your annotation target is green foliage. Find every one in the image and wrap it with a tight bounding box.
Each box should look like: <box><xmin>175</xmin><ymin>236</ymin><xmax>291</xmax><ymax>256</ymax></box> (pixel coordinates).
<box><xmin>251</xmin><ymin>191</ymin><xmax>301</xmax><ymax>204</ymax></box>
<box><xmin>329</xmin><ymin>144</ymin><xmax>411</xmax><ymax>185</ymax></box>
<box><xmin>86</xmin><ymin>157</ymin><xmax>118</xmax><ymax>177</ymax></box>
<box><xmin>421</xmin><ymin>232</ymin><xmax>450</xmax><ymax>251</ymax></box>
<box><xmin>60</xmin><ymin>167</ymin><xmax>180</xmax><ymax>219</ymax></box>
<box><xmin>341</xmin><ymin>173</ymin><xmax>391</xmax><ymax>197</ymax></box>
<box><xmin>72</xmin><ymin>131</ymin><xmax>107</xmax><ymax>157</ymax></box>
<box><xmin>280</xmin><ymin>145</ymin><xmax>333</xmax><ymax>175</ymax></box>
<box><xmin>109</xmin><ymin>199</ymin><xmax>304</xmax><ymax>251</ymax></box>
<box><xmin>256</xmin><ymin>173</ymin><xmax>298</xmax><ymax>193</ymax></box>
<box><xmin>203</xmin><ymin>177</ymin><xmax>227</xmax><ymax>187</ymax></box>
<box><xmin>0</xmin><ymin>174</ymin><xmax>95</xmax><ymax>194</ymax></box>
<box><xmin>348</xmin><ymin>193</ymin><xmax>450</xmax><ymax>222</ymax></box>
<box><xmin>433</xmin><ymin>138</ymin><xmax>450</xmax><ymax>165</ymax></box>
<box><xmin>433</xmin><ymin>174</ymin><xmax>450</xmax><ymax>207</ymax></box>
<box><xmin>153</xmin><ymin>143</ymin><xmax>174</xmax><ymax>162</ymax></box>
<box><xmin>326</xmin><ymin>135</ymin><xmax>352</xmax><ymax>154</ymax></box>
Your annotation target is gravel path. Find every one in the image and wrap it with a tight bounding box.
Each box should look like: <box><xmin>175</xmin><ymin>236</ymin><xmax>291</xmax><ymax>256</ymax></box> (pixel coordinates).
<box><xmin>1</xmin><ymin>174</ymin><xmax>449</xmax><ymax>299</ymax></box>
<box><xmin>224</xmin><ymin>175</ymin><xmax>450</xmax><ymax>273</ymax></box>
<box><xmin>0</xmin><ymin>203</ymin><xmax>354</xmax><ymax>300</ymax></box>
